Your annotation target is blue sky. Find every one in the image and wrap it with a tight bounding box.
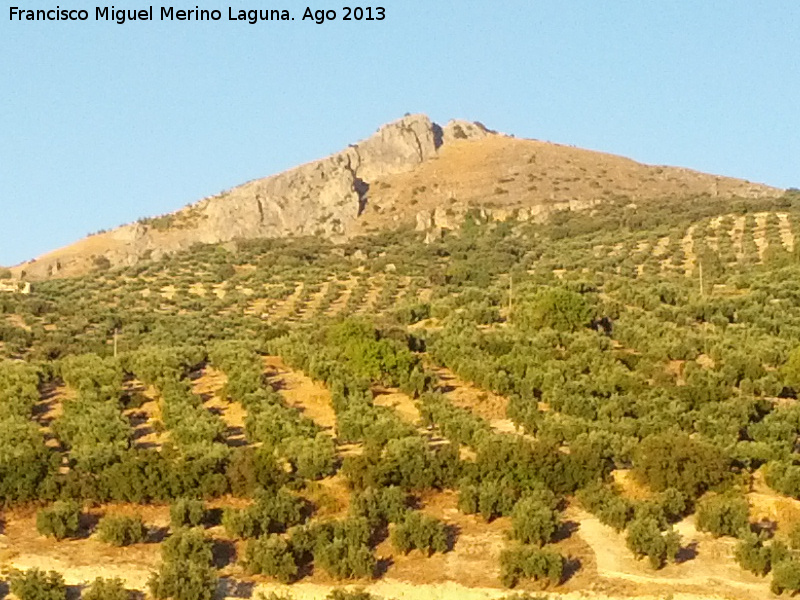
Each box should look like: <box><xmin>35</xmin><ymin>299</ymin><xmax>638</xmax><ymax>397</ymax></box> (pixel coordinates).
<box><xmin>1</xmin><ymin>1</ymin><xmax>798</xmax><ymax>266</ymax></box>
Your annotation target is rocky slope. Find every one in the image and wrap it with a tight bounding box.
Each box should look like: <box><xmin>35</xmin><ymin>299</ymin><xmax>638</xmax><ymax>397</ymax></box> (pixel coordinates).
<box><xmin>11</xmin><ymin>115</ymin><xmax>781</xmax><ymax>279</ymax></box>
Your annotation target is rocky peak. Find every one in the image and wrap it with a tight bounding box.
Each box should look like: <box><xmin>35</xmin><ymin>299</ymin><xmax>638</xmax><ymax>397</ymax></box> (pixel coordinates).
<box><xmin>15</xmin><ymin>115</ymin><xmax>494</xmax><ymax>279</ymax></box>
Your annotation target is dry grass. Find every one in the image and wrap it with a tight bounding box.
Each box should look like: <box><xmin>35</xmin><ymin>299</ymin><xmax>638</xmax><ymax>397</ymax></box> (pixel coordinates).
<box><xmin>434</xmin><ymin>366</ymin><xmax>508</xmax><ymax>422</ymax></box>
<box><xmin>263</xmin><ymin>356</ymin><xmax>338</xmax><ymax>432</ymax></box>
<box><xmin>372</xmin><ymin>386</ymin><xmax>421</xmax><ymax>425</ymax></box>
<box><xmin>193</xmin><ymin>366</ymin><xmax>248</xmax><ymax>447</ymax></box>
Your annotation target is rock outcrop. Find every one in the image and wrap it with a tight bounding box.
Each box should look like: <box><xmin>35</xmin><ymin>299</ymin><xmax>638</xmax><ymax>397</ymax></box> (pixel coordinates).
<box><xmin>16</xmin><ymin>114</ymin><xmax>491</xmax><ymax>278</ymax></box>
<box><xmin>11</xmin><ymin>113</ymin><xmax>783</xmax><ymax>280</ymax></box>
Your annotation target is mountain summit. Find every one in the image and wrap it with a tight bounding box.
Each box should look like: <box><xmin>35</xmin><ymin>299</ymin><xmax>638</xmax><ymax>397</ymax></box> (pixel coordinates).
<box><xmin>12</xmin><ymin>114</ymin><xmax>780</xmax><ymax>279</ymax></box>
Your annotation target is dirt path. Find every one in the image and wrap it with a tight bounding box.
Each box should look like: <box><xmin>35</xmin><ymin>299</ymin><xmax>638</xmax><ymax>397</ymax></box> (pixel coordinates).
<box><xmin>193</xmin><ymin>366</ymin><xmax>248</xmax><ymax>447</ymax></box>
<box><xmin>434</xmin><ymin>366</ymin><xmax>509</xmax><ymax>423</ymax></box>
<box><xmin>263</xmin><ymin>356</ymin><xmax>338</xmax><ymax>432</ymax></box>
<box><xmin>372</xmin><ymin>386</ymin><xmax>422</xmax><ymax>424</ymax></box>
<box><xmin>652</xmin><ymin>236</ymin><xmax>670</xmax><ymax>258</ymax></box>
<box><xmin>753</xmin><ymin>213</ymin><xmax>769</xmax><ymax>261</ymax></box>
<box><xmin>682</xmin><ymin>225</ymin><xmax>696</xmax><ymax>276</ymax></box>
<box><xmin>730</xmin><ymin>215</ymin><xmax>746</xmax><ymax>261</ymax></box>
<box><xmin>124</xmin><ymin>380</ymin><xmax>168</xmax><ymax>451</ymax></box>
<box><xmin>778</xmin><ymin>212</ymin><xmax>795</xmax><ymax>253</ymax></box>
<box><xmin>573</xmin><ymin>508</ymin><xmax>768</xmax><ymax>598</ymax></box>
<box><xmin>327</xmin><ymin>276</ymin><xmax>358</xmax><ymax>316</ymax></box>
<box><xmin>273</xmin><ymin>282</ymin><xmax>305</xmax><ymax>320</ymax></box>
<box><xmin>355</xmin><ymin>276</ymin><xmax>384</xmax><ymax>316</ymax></box>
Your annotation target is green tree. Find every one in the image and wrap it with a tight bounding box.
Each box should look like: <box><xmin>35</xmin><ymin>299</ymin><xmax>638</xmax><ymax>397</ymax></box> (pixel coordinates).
<box><xmin>390</xmin><ymin>511</ymin><xmax>449</xmax><ymax>556</ymax></box>
<box><xmin>510</xmin><ymin>496</ymin><xmax>561</xmax><ymax>547</ymax></box>
<box><xmin>149</xmin><ymin>528</ymin><xmax>217</xmax><ymax>600</ymax></box>
<box><xmin>625</xmin><ymin>517</ymin><xmax>681</xmax><ymax>569</ymax></box>
<box><xmin>734</xmin><ymin>532</ymin><xmax>771</xmax><ymax>577</ymax></box>
<box><xmin>518</xmin><ymin>288</ymin><xmax>593</xmax><ymax>332</ymax></box>
<box><xmin>695</xmin><ymin>494</ymin><xmax>750</xmax><ymax>538</ymax></box>
<box><xmin>9</xmin><ymin>568</ymin><xmax>66</xmax><ymax>600</ymax></box>
<box><xmin>36</xmin><ymin>501</ymin><xmax>81</xmax><ymax>540</ymax></box>
<box><xmin>771</xmin><ymin>558</ymin><xmax>800</xmax><ymax>595</ymax></box>
<box><xmin>244</xmin><ymin>535</ymin><xmax>298</xmax><ymax>583</ymax></box>
<box><xmin>147</xmin><ymin>561</ymin><xmax>217</xmax><ymax>600</ymax></box>
<box><xmin>170</xmin><ymin>499</ymin><xmax>206</xmax><ymax>529</ymax></box>
<box><xmin>82</xmin><ymin>577</ymin><xmax>131</xmax><ymax>600</ymax></box>
<box><xmin>499</xmin><ymin>545</ymin><xmax>565</xmax><ymax>588</ymax></box>
<box><xmin>633</xmin><ymin>431</ymin><xmax>729</xmax><ymax>498</ymax></box>
<box><xmin>96</xmin><ymin>514</ymin><xmax>147</xmax><ymax>546</ymax></box>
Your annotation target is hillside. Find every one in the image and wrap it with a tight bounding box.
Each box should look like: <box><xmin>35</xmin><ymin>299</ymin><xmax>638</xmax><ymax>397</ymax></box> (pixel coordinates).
<box><xmin>9</xmin><ymin>114</ymin><xmax>780</xmax><ymax>280</ymax></box>
<box><xmin>4</xmin><ymin>119</ymin><xmax>800</xmax><ymax>600</ymax></box>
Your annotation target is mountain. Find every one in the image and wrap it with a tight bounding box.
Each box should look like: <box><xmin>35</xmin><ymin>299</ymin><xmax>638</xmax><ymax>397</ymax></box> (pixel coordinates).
<box><xmin>11</xmin><ymin>114</ymin><xmax>781</xmax><ymax>279</ymax></box>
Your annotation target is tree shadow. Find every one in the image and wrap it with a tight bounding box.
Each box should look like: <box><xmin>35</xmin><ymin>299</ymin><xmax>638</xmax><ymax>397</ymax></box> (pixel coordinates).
<box><xmin>553</xmin><ymin>520</ymin><xmax>580</xmax><ymax>543</ymax></box>
<box><xmin>562</xmin><ymin>556</ymin><xmax>582</xmax><ymax>584</ymax></box>
<box><xmin>269</xmin><ymin>378</ymin><xmax>288</xmax><ymax>393</ymax></box>
<box><xmin>218</xmin><ymin>578</ymin><xmax>254</xmax><ymax>599</ymax></box>
<box><xmin>226</xmin><ymin>427</ymin><xmax>249</xmax><ymax>447</ymax></box>
<box><xmin>148</xmin><ymin>525</ymin><xmax>170</xmax><ymax>543</ymax></box>
<box><xmin>65</xmin><ymin>584</ymin><xmax>84</xmax><ymax>600</ymax></box>
<box><xmin>676</xmin><ymin>540</ymin><xmax>698</xmax><ymax>564</ymax></box>
<box><xmin>445</xmin><ymin>523</ymin><xmax>460</xmax><ymax>552</ymax></box>
<box><xmin>206</xmin><ymin>507</ymin><xmax>224</xmax><ymax>527</ymax></box>
<box><xmin>132</xmin><ymin>425</ymin><xmax>154</xmax><ymax>441</ymax></box>
<box><xmin>375</xmin><ymin>556</ymin><xmax>394</xmax><ymax>578</ymax></box>
<box><xmin>78</xmin><ymin>512</ymin><xmax>101</xmax><ymax>539</ymax></box>
<box><xmin>212</xmin><ymin>539</ymin><xmax>237</xmax><ymax>569</ymax></box>
<box><xmin>752</xmin><ymin>519</ymin><xmax>777</xmax><ymax>538</ymax></box>
<box><xmin>369</xmin><ymin>523</ymin><xmax>390</xmax><ymax>547</ymax></box>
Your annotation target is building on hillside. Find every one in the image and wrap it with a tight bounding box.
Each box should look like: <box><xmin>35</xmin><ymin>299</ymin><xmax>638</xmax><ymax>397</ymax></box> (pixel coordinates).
<box><xmin>0</xmin><ymin>280</ymin><xmax>32</xmax><ymax>294</ymax></box>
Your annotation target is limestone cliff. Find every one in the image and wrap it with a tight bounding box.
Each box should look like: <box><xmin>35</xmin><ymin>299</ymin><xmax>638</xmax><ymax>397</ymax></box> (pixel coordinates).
<box><xmin>15</xmin><ymin>115</ymin><xmax>490</xmax><ymax>278</ymax></box>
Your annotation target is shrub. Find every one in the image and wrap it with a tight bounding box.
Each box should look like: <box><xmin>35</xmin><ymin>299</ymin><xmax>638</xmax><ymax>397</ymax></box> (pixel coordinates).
<box><xmin>244</xmin><ymin>535</ymin><xmax>298</xmax><ymax>583</ymax></box>
<box><xmin>510</xmin><ymin>496</ymin><xmax>561</xmax><ymax>547</ymax></box>
<box><xmin>96</xmin><ymin>514</ymin><xmax>147</xmax><ymax>546</ymax></box>
<box><xmin>576</xmin><ymin>483</ymin><xmax>634</xmax><ymax>531</ymax></box>
<box><xmin>285</xmin><ymin>433</ymin><xmax>337</xmax><ymax>480</ymax></box>
<box><xmin>222</xmin><ymin>488</ymin><xmax>306</xmax><ymax>539</ymax></box>
<box><xmin>82</xmin><ymin>577</ymin><xmax>131</xmax><ymax>600</ymax></box>
<box><xmin>349</xmin><ymin>486</ymin><xmax>409</xmax><ymax>526</ymax></box>
<box><xmin>771</xmin><ymin>558</ymin><xmax>800</xmax><ymax>595</ymax></box>
<box><xmin>149</xmin><ymin>527</ymin><xmax>217</xmax><ymax>600</ymax></box>
<box><xmin>633</xmin><ymin>431</ymin><xmax>729</xmax><ymax>498</ymax></box>
<box><xmin>390</xmin><ymin>511</ymin><xmax>449</xmax><ymax>556</ymax></box>
<box><xmin>789</xmin><ymin>523</ymin><xmax>800</xmax><ymax>550</ymax></box>
<box><xmin>9</xmin><ymin>568</ymin><xmax>66</xmax><ymax>600</ymax></box>
<box><xmin>298</xmin><ymin>518</ymin><xmax>376</xmax><ymax>579</ymax></box>
<box><xmin>695</xmin><ymin>494</ymin><xmax>750</xmax><ymax>538</ymax></box>
<box><xmin>161</xmin><ymin>527</ymin><xmax>214</xmax><ymax>564</ymax></box>
<box><xmin>326</xmin><ymin>590</ymin><xmax>375</xmax><ymax>600</ymax></box>
<box><xmin>170</xmin><ymin>499</ymin><xmax>206</xmax><ymax>528</ymax></box>
<box><xmin>36</xmin><ymin>501</ymin><xmax>81</xmax><ymax>540</ymax></box>
<box><xmin>734</xmin><ymin>532</ymin><xmax>771</xmax><ymax>577</ymax></box>
<box><xmin>148</xmin><ymin>561</ymin><xmax>217</xmax><ymax>600</ymax></box>
<box><xmin>625</xmin><ymin>517</ymin><xmax>681</xmax><ymax>569</ymax></box>
<box><xmin>499</xmin><ymin>545</ymin><xmax>565</xmax><ymax>588</ymax></box>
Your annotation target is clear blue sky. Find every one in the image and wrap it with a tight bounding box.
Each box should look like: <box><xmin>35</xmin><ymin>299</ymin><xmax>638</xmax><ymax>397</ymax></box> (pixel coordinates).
<box><xmin>1</xmin><ymin>1</ymin><xmax>798</xmax><ymax>266</ymax></box>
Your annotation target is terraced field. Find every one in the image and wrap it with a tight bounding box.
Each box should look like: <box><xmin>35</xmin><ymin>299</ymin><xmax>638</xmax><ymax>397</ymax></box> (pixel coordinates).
<box><xmin>4</xmin><ymin>192</ymin><xmax>800</xmax><ymax>599</ymax></box>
